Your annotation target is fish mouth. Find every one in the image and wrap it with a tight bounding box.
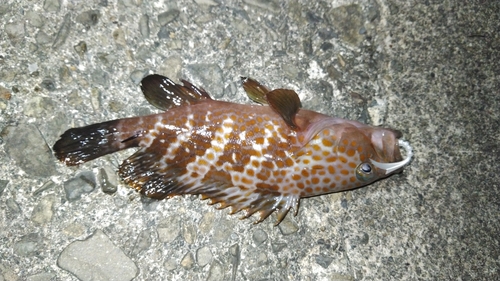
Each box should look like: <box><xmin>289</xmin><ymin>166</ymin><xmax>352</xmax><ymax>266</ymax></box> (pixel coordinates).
<box><xmin>370</xmin><ymin>139</ymin><xmax>413</xmax><ymax>175</ymax></box>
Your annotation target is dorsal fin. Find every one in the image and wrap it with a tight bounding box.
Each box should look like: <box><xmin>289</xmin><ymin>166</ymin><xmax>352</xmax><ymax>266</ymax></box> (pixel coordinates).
<box><xmin>140</xmin><ymin>74</ymin><xmax>212</xmax><ymax>111</ymax></box>
<box><xmin>241</xmin><ymin>77</ymin><xmax>270</xmax><ymax>105</ymax></box>
<box><xmin>241</xmin><ymin>77</ymin><xmax>303</xmax><ymax>130</ymax></box>
<box><xmin>266</xmin><ymin>89</ymin><xmax>302</xmax><ymax>130</ymax></box>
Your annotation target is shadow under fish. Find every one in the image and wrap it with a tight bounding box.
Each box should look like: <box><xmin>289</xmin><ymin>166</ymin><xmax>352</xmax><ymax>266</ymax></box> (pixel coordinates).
<box><xmin>53</xmin><ymin>74</ymin><xmax>413</xmax><ymax>224</ymax></box>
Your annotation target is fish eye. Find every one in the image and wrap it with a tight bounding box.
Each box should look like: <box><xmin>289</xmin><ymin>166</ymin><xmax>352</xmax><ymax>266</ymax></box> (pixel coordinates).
<box><xmin>356</xmin><ymin>163</ymin><xmax>375</xmax><ymax>182</ymax></box>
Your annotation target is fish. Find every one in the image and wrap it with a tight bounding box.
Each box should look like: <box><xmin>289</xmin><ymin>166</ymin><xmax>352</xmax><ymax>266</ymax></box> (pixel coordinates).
<box><xmin>53</xmin><ymin>74</ymin><xmax>412</xmax><ymax>224</ymax></box>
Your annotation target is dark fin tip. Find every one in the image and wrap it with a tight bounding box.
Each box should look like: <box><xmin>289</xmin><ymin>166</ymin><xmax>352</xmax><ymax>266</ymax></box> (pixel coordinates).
<box><xmin>140</xmin><ymin>74</ymin><xmax>212</xmax><ymax>111</ymax></box>
<box><xmin>53</xmin><ymin>120</ymin><xmax>134</xmax><ymax>166</ymax></box>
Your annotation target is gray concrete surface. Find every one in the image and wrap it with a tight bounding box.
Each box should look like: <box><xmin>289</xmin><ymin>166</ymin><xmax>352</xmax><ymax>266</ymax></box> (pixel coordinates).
<box><xmin>1</xmin><ymin>0</ymin><xmax>499</xmax><ymax>280</ymax></box>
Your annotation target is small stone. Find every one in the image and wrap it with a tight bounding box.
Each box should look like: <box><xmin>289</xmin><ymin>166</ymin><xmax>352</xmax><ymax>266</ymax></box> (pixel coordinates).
<box><xmin>315</xmin><ymin>254</ymin><xmax>334</xmax><ymax>269</ymax></box>
<box><xmin>52</xmin><ymin>13</ymin><xmax>72</xmax><ymax>49</ymax></box>
<box><xmin>24</xmin><ymin>96</ymin><xmax>56</xmax><ymax>117</ymax></box>
<box><xmin>183</xmin><ymin>64</ymin><xmax>224</xmax><ymax>98</ymax></box>
<box><xmin>243</xmin><ymin>0</ymin><xmax>279</xmax><ymax>13</ymax></box>
<box><xmin>99</xmin><ymin>167</ymin><xmax>117</xmax><ymax>194</ymax></box>
<box><xmin>139</xmin><ymin>14</ymin><xmax>149</xmax><ymax>38</ymax></box>
<box><xmin>6</xmin><ymin>198</ymin><xmax>21</xmax><ymax>213</ymax></box>
<box><xmin>43</xmin><ymin>0</ymin><xmax>61</xmax><ymax>12</ymax></box>
<box><xmin>252</xmin><ymin>229</ymin><xmax>268</xmax><ymax>246</ymax></box>
<box><xmin>74</xmin><ymin>41</ymin><xmax>87</xmax><ymax>57</ymax></box>
<box><xmin>5</xmin><ymin>21</ymin><xmax>25</xmax><ymax>44</ymax></box>
<box><xmin>327</xmin><ymin>4</ymin><xmax>364</xmax><ymax>46</ymax></box>
<box><xmin>277</xmin><ymin>216</ymin><xmax>299</xmax><ymax>235</ymax></box>
<box><xmin>131</xmin><ymin>229</ymin><xmax>153</xmax><ymax>256</ymax></box>
<box><xmin>75</xmin><ymin>10</ymin><xmax>100</xmax><ymax>29</ymax></box>
<box><xmin>40</xmin><ymin>77</ymin><xmax>56</xmax><ymax>91</ymax></box>
<box><xmin>31</xmin><ymin>194</ymin><xmax>56</xmax><ymax>224</ymax></box>
<box><xmin>35</xmin><ymin>31</ymin><xmax>52</xmax><ymax>45</ymax></box>
<box><xmin>271</xmin><ymin>241</ymin><xmax>287</xmax><ymax>253</ymax></box>
<box><xmin>158</xmin><ymin>9</ymin><xmax>180</xmax><ymax>26</ymax></box>
<box><xmin>182</xmin><ymin>222</ymin><xmax>197</xmax><ymax>245</ymax></box>
<box><xmin>194</xmin><ymin>0</ymin><xmax>220</xmax><ymax>6</ymax></box>
<box><xmin>0</xmin><ymin>85</ymin><xmax>11</xmax><ymax>100</ymax></box>
<box><xmin>112</xmin><ymin>28</ymin><xmax>126</xmax><ymax>46</ymax></box>
<box><xmin>57</xmin><ymin>230</ymin><xmax>138</xmax><ymax>281</ymax></box>
<box><xmin>13</xmin><ymin>233</ymin><xmax>41</xmax><ymax>256</ymax></box>
<box><xmin>157</xmin><ymin>216</ymin><xmax>180</xmax><ymax>243</ymax></box>
<box><xmin>2</xmin><ymin>124</ymin><xmax>56</xmax><ymax>177</ymax></box>
<box><xmin>206</xmin><ymin>261</ymin><xmax>224</xmax><ymax>281</ymax></box>
<box><xmin>129</xmin><ymin>70</ymin><xmax>145</xmax><ymax>85</ymax></box>
<box><xmin>63</xmin><ymin>171</ymin><xmax>96</xmax><ymax>202</ymax></box>
<box><xmin>196</xmin><ymin>246</ymin><xmax>213</xmax><ymax>267</ymax></box>
<box><xmin>180</xmin><ymin>252</ymin><xmax>195</xmax><ymax>269</ymax></box>
<box><xmin>26</xmin><ymin>272</ymin><xmax>56</xmax><ymax>281</ymax></box>
<box><xmin>0</xmin><ymin>180</ymin><xmax>8</xmax><ymax>197</ymax></box>
<box><xmin>26</xmin><ymin>11</ymin><xmax>45</xmax><ymax>28</ymax></box>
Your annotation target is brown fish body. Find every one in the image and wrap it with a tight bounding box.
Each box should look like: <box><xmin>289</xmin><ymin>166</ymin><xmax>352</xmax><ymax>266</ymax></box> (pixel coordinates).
<box><xmin>54</xmin><ymin>75</ymin><xmax>411</xmax><ymax>223</ymax></box>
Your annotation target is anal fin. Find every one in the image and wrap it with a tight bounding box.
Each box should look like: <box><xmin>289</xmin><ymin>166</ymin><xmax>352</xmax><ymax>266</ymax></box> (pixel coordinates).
<box><xmin>199</xmin><ymin>184</ymin><xmax>301</xmax><ymax>225</ymax></box>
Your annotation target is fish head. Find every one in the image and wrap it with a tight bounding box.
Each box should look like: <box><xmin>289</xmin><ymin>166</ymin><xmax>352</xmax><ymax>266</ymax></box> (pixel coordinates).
<box><xmin>300</xmin><ymin>118</ymin><xmax>412</xmax><ymax>191</ymax></box>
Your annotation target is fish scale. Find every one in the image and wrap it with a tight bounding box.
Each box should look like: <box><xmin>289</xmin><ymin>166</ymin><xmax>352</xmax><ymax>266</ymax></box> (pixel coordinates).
<box><xmin>53</xmin><ymin>74</ymin><xmax>412</xmax><ymax>224</ymax></box>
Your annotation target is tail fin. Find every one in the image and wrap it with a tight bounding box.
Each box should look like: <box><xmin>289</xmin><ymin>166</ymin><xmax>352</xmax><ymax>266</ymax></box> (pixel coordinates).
<box><xmin>53</xmin><ymin>119</ymin><xmax>141</xmax><ymax>166</ymax></box>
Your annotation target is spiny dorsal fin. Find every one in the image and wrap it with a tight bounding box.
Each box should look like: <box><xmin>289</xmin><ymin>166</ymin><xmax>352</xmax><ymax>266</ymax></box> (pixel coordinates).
<box><xmin>266</xmin><ymin>89</ymin><xmax>302</xmax><ymax>130</ymax></box>
<box><xmin>140</xmin><ymin>74</ymin><xmax>212</xmax><ymax>111</ymax></box>
<box><xmin>241</xmin><ymin>77</ymin><xmax>270</xmax><ymax>105</ymax></box>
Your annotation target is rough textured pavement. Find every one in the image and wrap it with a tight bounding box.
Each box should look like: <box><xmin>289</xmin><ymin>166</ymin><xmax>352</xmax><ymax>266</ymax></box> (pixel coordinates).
<box><xmin>1</xmin><ymin>0</ymin><xmax>499</xmax><ymax>280</ymax></box>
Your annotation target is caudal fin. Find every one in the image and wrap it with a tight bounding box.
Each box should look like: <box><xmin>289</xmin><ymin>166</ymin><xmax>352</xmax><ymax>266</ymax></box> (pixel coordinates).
<box><xmin>53</xmin><ymin>119</ymin><xmax>141</xmax><ymax>166</ymax></box>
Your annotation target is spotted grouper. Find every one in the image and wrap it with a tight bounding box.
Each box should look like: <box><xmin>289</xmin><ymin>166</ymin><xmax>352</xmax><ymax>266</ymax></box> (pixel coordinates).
<box><xmin>53</xmin><ymin>74</ymin><xmax>412</xmax><ymax>224</ymax></box>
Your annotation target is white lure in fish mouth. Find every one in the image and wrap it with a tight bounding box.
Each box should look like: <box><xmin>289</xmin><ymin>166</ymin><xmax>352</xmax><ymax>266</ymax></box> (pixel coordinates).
<box><xmin>370</xmin><ymin>139</ymin><xmax>413</xmax><ymax>175</ymax></box>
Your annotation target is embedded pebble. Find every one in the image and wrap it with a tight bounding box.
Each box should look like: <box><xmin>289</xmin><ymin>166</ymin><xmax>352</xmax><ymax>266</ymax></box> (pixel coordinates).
<box><xmin>243</xmin><ymin>0</ymin><xmax>279</xmax><ymax>13</ymax></box>
<box><xmin>2</xmin><ymin>124</ymin><xmax>56</xmax><ymax>177</ymax></box>
<box><xmin>157</xmin><ymin>216</ymin><xmax>180</xmax><ymax>243</ymax></box>
<box><xmin>327</xmin><ymin>4</ymin><xmax>364</xmax><ymax>46</ymax></box>
<box><xmin>31</xmin><ymin>194</ymin><xmax>56</xmax><ymax>224</ymax></box>
<box><xmin>277</xmin><ymin>216</ymin><xmax>299</xmax><ymax>235</ymax></box>
<box><xmin>196</xmin><ymin>246</ymin><xmax>213</xmax><ymax>267</ymax></box>
<box><xmin>315</xmin><ymin>254</ymin><xmax>334</xmax><ymax>269</ymax></box>
<box><xmin>0</xmin><ymin>179</ymin><xmax>8</xmax><ymax>197</ymax></box>
<box><xmin>158</xmin><ymin>9</ymin><xmax>180</xmax><ymax>26</ymax></box>
<box><xmin>4</xmin><ymin>21</ymin><xmax>25</xmax><ymax>44</ymax></box>
<box><xmin>252</xmin><ymin>229</ymin><xmax>268</xmax><ymax>246</ymax></box>
<box><xmin>180</xmin><ymin>252</ymin><xmax>195</xmax><ymax>269</ymax></box>
<box><xmin>63</xmin><ymin>171</ymin><xmax>96</xmax><ymax>202</ymax></box>
<box><xmin>206</xmin><ymin>261</ymin><xmax>224</xmax><ymax>281</ymax></box>
<box><xmin>183</xmin><ymin>63</ymin><xmax>224</xmax><ymax>98</ymax></box>
<box><xmin>26</xmin><ymin>11</ymin><xmax>45</xmax><ymax>27</ymax></box>
<box><xmin>13</xmin><ymin>233</ymin><xmax>41</xmax><ymax>256</ymax></box>
<box><xmin>182</xmin><ymin>222</ymin><xmax>197</xmax><ymax>244</ymax></box>
<box><xmin>43</xmin><ymin>0</ymin><xmax>61</xmax><ymax>12</ymax></box>
<box><xmin>139</xmin><ymin>14</ymin><xmax>149</xmax><ymax>38</ymax></box>
<box><xmin>26</xmin><ymin>272</ymin><xmax>56</xmax><ymax>281</ymax></box>
<box><xmin>35</xmin><ymin>31</ymin><xmax>52</xmax><ymax>45</ymax></box>
<box><xmin>99</xmin><ymin>167</ymin><xmax>117</xmax><ymax>194</ymax></box>
<box><xmin>75</xmin><ymin>10</ymin><xmax>100</xmax><ymax>29</ymax></box>
<box><xmin>6</xmin><ymin>198</ymin><xmax>21</xmax><ymax>214</ymax></box>
<box><xmin>52</xmin><ymin>13</ymin><xmax>72</xmax><ymax>49</ymax></box>
<box><xmin>131</xmin><ymin>229</ymin><xmax>153</xmax><ymax>256</ymax></box>
<box><xmin>57</xmin><ymin>230</ymin><xmax>138</xmax><ymax>281</ymax></box>
<box><xmin>25</xmin><ymin>95</ymin><xmax>51</xmax><ymax>115</ymax></box>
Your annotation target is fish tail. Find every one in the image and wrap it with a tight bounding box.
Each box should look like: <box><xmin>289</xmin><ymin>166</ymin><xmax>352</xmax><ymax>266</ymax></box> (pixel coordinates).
<box><xmin>53</xmin><ymin>119</ymin><xmax>141</xmax><ymax>166</ymax></box>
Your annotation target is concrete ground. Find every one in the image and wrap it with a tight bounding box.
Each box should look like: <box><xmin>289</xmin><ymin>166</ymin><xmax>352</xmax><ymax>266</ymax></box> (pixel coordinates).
<box><xmin>0</xmin><ymin>0</ymin><xmax>499</xmax><ymax>280</ymax></box>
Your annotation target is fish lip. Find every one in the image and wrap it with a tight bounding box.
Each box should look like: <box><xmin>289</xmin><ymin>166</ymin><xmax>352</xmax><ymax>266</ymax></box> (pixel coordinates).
<box><xmin>370</xmin><ymin>139</ymin><xmax>413</xmax><ymax>175</ymax></box>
